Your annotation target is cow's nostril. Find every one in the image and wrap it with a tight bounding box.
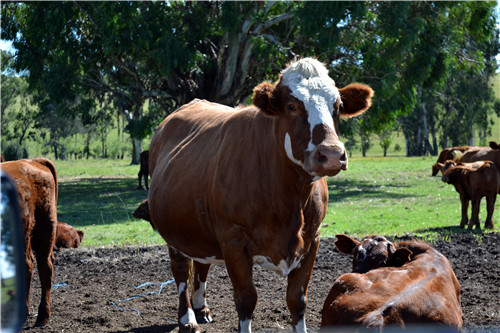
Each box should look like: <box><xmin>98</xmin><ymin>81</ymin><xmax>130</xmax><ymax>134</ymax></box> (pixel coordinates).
<box><xmin>340</xmin><ymin>151</ymin><xmax>347</xmax><ymax>163</ymax></box>
<box><xmin>317</xmin><ymin>151</ymin><xmax>328</xmax><ymax>164</ymax></box>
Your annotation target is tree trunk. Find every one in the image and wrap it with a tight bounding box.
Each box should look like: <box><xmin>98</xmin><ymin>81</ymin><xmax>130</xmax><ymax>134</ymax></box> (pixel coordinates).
<box><xmin>131</xmin><ymin>138</ymin><xmax>142</xmax><ymax>165</ymax></box>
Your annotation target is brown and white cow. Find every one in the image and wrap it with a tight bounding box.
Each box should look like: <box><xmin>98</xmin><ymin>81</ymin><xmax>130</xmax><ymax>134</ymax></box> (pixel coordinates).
<box><xmin>137</xmin><ymin>150</ymin><xmax>149</xmax><ymax>190</ymax></box>
<box><xmin>54</xmin><ymin>221</ymin><xmax>84</xmax><ymax>251</ymax></box>
<box><xmin>147</xmin><ymin>58</ymin><xmax>373</xmax><ymax>333</ymax></box>
<box><xmin>441</xmin><ymin>160</ymin><xmax>500</xmax><ymax>229</ymax></box>
<box><xmin>0</xmin><ymin>157</ymin><xmax>58</xmax><ymax>326</ymax></box>
<box><xmin>321</xmin><ymin>234</ymin><xmax>462</xmax><ymax>330</ymax></box>
<box><xmin>431</xmin><ymin>146</ymin><xmax>472</xmax><ymax>176</ymax></box>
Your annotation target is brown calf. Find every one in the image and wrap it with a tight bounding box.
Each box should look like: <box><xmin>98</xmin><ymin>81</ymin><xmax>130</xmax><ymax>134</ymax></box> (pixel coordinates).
<box><xmin>321</xmin><ymin>234</ymin><xmax>462</xmax><ymax>330</ymax></box>
<box><xmin>1</xmin><ymin>158</ymin><xmax>58</xmax><ymax>326</ymax></box>
<box><xmin>137</xmin><ymin>150</ymin><xmax>149</xmax><ymax>190</ymax></box>
<box><xmin>442</xmin><ymin>160</ymin><xmax>500</xmax><ymax>229</ymax></box>
<box><xmin>54</xmin><ymin>222</ymin><xmax>84</xmax><ymax>251</ymax></box>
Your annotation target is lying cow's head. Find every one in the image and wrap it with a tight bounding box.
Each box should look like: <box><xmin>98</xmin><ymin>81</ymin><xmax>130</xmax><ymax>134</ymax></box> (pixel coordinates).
<box><xmin>253</xmin><ymin>58</ymin><xmax>373</xmax><ymax>178</ymax></box>
<box><xmin>335</xmin><ymin>234</ymin><xmax>412</xmax><ymax>274</ymax></box>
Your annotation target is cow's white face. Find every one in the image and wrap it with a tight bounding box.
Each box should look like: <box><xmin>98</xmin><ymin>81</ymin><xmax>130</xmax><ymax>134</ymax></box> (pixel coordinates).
<box><xmin>253</xmin><ymin>58</ymin><xmax>373</xmax><ymax>179</ymax></box>
<box><xmin>280</xmin><ymin>58</ymin><xmax>344</xmax><ymax>178</ymax></box>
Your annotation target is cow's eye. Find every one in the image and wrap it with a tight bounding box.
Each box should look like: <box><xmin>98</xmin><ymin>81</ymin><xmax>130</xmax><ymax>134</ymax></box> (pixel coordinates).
<box><xmin>287</xmin><ymin>104</ymin><xmax>296</xmax><ymax>112</ymax></box>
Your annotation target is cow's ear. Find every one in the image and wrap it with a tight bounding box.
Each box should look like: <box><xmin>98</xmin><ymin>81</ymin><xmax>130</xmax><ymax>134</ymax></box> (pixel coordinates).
<box><xmin>78</xmin><ymin>230</ymin><xmax>84</xmax><ymax>241</ymax></box>
<box><xmin>338</xmin><ymin>83</ymin><xmax>374</xmax><ymax>118</ymax></box>
<box><xmin>388</xmin><ymin>247</ymin><xmax>412</xmax><ymax>267</ymax></box>
<box><xmin>253</xmin><ymin>82</ymin><xmax>280</xmax><ymax>116</ymax></box>
<box><xmin>335</xmin><ymin>234</ymin><xmax>360</xmax><ymax>255</ymax></box>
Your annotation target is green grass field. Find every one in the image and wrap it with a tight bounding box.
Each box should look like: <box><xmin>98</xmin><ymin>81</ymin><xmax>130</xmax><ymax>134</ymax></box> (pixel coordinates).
<box><xmin>54</xmin><ymin>157</ymin><xmax>498</xmax><ymax>247</ymax></box>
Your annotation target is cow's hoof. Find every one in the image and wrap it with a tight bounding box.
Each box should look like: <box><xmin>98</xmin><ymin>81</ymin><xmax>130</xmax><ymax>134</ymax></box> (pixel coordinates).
<box><xmin>34</xmin><ymin>317</ymin><xmax>49</xmax><ymax>327</ymax></box>
<box><xmin>195</xmin><ymin>307</ymin><xmax>213</xmax><ymax>324</ymax></box>
<box><xmin>179</xmin><ymin>322</ymin><xmax>202</xmax><ymax>333</ymax></box>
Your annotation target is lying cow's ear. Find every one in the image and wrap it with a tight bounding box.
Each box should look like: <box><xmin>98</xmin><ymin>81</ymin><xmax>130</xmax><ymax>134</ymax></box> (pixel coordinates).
<box><xmin>338</xmin><ymin>83</ymin><xmax>374</xmax><ymax>118</ymax></box>
<box><xmin>77</xmin><ymin>230</ymin><xmax>84</xmax><ymax>241</ymax></box>
<box><xmin>388</xmin><ymin>247</ymin><xmax>412</xmax><ymax>267</ymax></box>
<box><xmin>253</xmin><ymin>82</ymin><xmax>279</xmax><ymax>116</ymax></box>
<box><xmin>334</xmin><ymin>234</ymin><xmax>360</xmax><ymax>255</ymax></box>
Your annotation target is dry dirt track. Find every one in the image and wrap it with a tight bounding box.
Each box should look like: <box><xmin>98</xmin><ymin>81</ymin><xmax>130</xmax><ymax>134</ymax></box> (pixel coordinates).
<box><xmin>23</xmin><ymin>233</ymin><xmax>500</xmax><ymax>333</ymax></box>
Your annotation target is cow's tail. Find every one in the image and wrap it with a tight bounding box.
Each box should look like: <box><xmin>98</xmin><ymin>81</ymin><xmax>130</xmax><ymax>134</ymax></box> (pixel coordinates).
<box><xmin>32</xmin><ymin>157</ymin><xmax>58</xmax><ymax>204</ymax></box>
<box><xmin>188</xmin><ymin>259</ymin><xmax>195</xmax><ymax>298</ymax></box>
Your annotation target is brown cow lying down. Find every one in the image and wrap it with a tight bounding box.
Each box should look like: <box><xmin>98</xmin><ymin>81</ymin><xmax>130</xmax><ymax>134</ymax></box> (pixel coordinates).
<box><xmin>441</xmin><ymin>160</ymin><xmax>500</xmax><ymax>230</ymax></box>
<box><xmin>0</xmin><ymin>157</ymin><xmax>58</xmax><ymax>326</ymax></box>
<box><xmin>321</xmin><ymin>234</ymin><xmax>462</xmax><ymax>330</ymax></box>
<box><xmin>431</xmin><ymin>146</ymin><xmax>472</xmax><ymax>176</ymax></box>
<box><xmin>132</xmin><ymin>199</ymin><xmax>155</xmax><ymax>230</ymax></box>
<box><xmin>54</xmin><ymin>222</ymin><xmax>84</xmax><ymax>250</ymax></box>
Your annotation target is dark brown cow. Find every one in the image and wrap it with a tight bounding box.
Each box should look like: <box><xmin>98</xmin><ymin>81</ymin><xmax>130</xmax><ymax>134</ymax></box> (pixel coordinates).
<box><xmin>0</xmin><ymin>158</ymin><xmax>58</xmax><ymax>326</ymax></box>
<box><xmin>459</xmin><ymin>146</ymin><xmax>500</xmax><ymax>169</ymax></box>
<box><xmin>147</xmin><ymin>58</ymin><xmax>373</xmax><ymax>333</ymax></box>
<box><xmin>137</xmin><ymin>150</ymin><xmax>149</xmax><ymax>190</ymax></box>
<box><xmin>321</xmin><ymin>234</ymin><xmax>462</xmax><ymax>330</ymax></box>
<box><xmin>442</xmin><ymin>160</ymin><xmax>500</xmax><ymax>229</ymax></box>
<box><xmin>431</xmin><ymin>146</ymin><xmax>472</xmax><ymax>176</ymax></box>
<box><xmin>53</xmin><ymin>221</ymin><xmax>84</xmax><ymax>251</ymax></box>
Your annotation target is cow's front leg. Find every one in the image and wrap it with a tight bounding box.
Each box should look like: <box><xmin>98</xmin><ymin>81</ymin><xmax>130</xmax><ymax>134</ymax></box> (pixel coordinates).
<box><xmin>192</xmin><ymin>261</ymin><xmax>212</xmax><ymax>324</ymax></box>
<box><xmin>168</xmin><ymin>247</ymin><xmax>200</xmax><ymax>333</ymax></box>
<box><xmin>286</xmin><ymin>236</ymin><xmax>320</xmax><ymax>333</ymax></box>
<box><xmin>223</xmin><ymin>248</ymin><xmax>257</xmax><ymax>333</ymax></box>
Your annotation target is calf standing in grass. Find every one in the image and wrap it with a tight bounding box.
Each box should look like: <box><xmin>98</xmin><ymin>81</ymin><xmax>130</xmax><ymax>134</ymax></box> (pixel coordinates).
<box><xmin>0</xmin><ymin>157</ymin><xmax>58</xmax><ymax>326</ymax></box>
<box><xmin>321</xmin><ymin>234</ymin><xmax>462</xmax><ymax>330</ymax></box>
<box><xmin>442</xmin><ymin>160</ymin><xmax>500</xmax><ymax>229</ymax></box>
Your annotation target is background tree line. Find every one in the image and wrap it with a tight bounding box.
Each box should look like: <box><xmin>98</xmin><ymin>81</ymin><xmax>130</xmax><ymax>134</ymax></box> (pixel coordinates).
<box><xmin>1</xmin><ymin>1</ymin><xmax>499</xmax><ymax>163</ymax></box>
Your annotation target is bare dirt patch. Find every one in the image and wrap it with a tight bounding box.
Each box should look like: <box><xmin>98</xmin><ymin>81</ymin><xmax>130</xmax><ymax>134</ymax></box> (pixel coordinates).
<box><xmin>22</xmin><ymin>233</ymin><xmax>500</xmax><ymax>332</ymax></box>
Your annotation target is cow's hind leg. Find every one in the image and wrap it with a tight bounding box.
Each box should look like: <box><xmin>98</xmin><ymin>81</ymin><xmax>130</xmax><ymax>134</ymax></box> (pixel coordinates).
<box><xmin>169</xmin><ymin>247</ymin><xmax>201</xmax><ymax>333</ymax></box>
<box><xmin>469</xmin><ymin>198</ymin><xmax>481</xmax><ymax>230</ymax></box>
<box><xmin>485</xmin><ymin>194</ymin><xmax>496</xmax><ymax>229</ymax></box>
<box><xmin>286</xmin><ymin>236</ymin><xmax>320</xmax><ymax>333</ymax></box>
<box><xmin>32</xmin><ymin>218</ymin><xmax>56</xmax><ymax>326</ymax></box>
<box><xmin>191</xmin><ymin>262</ymin><xmax>212</xmax><ymax>324</ymax></box>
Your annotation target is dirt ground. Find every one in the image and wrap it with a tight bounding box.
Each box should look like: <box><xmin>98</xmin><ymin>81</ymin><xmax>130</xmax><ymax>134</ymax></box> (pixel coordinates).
<box><xmin>22</xmin><ymin>233</ymin><xmax>500</xmax><ymax>333</ymax></box>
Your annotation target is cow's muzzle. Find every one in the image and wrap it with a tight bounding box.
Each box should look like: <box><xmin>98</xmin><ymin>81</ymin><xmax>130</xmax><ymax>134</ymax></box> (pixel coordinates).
<box><xmin>306</xmin><ymin>143</ymin><xmax>348</xmax><ymax>177</ymax></box>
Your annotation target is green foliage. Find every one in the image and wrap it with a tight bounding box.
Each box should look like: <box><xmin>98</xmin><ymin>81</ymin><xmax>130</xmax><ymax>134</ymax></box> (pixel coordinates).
<box><xmin>1</xmin><ymin>142</ymin><xmax>28</xmax><ymax>161</ymax></box>
<box><xmin>1</xmin><ymin>1</ymin><xmax>498</xmax><ymax>160</ymax></box>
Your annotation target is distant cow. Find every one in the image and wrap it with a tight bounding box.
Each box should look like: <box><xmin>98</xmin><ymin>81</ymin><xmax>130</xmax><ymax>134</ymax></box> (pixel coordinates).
<box><xmin>321</xmin><ymin>234</ymin><xmax>462</xmax><ymax>330</ymax></box>
<box><xmin>54</xmin><ymin>222</ymin><xmax>84</xmax><ymax>251</ymax></box>
<box><xmin>432</xmin><ymin>146</ymin><xmax>472</xmax><ymax>176</ymax></box>
<box><xmin>148</xmin><ymin>58</ymin><xmax>373</xmax><ymax>332</ymax></box>
<box><xmin>137</xmin><ymin>150</ymin><xmax>149</xmax><ymax>190</ymax></box>
<box><xmin>442</xmin><ymin>160</ymin><xmax>500</xmax><ymax>229</ymax></box>
<box><xmin>1</xmin><ymin>158</ymin><xmax>58</xmax><ymax>326</ymax></box>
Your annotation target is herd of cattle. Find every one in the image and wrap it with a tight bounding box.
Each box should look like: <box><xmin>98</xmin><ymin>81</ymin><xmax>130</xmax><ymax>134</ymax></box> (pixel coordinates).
<box><xmin>1</xmin><ymin>58</ymin><xmax>497</xmax><ymax>332</ymax></box>
<box><xmin>432</xmin><ymin>141</ymin><xmax>500</xmax><ymax>230</ymax></box>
